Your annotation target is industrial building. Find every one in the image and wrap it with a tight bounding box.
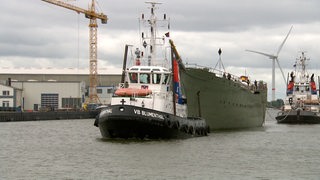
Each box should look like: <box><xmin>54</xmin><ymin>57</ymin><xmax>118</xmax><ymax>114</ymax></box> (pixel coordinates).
<box><xmin>0</xmin><ymin>68</ymin><xmax>121</xmax><ymax>111</ymax></box>
<box><xmin>0</xmin><ymin>83</ymin><xmax>22</xmax><ymax>111</ymax></box>
<box><xmin>11</xmin><ymin>81</ymin><xmax>85</xmax><ymax>111</ymax></box>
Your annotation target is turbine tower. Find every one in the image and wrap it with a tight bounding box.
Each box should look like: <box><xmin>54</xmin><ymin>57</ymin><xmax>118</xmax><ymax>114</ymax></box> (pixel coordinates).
<box><xmin>246</xmin><ymin>26</ymin><xmax>293</xmax><ymax>101</ymax></box>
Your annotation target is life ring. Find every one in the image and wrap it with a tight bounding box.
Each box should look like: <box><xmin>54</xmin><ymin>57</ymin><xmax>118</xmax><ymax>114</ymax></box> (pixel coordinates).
<box><xmin>165</xmin><ymin>119</ymin><xmax>171</xmax><ymax>127</ymax></box>
<box><xmin>199</xmin><ymin>128</ymin><xmax>204</xmax><ymax>136</ymax></box>
<box><xmin>206</xmin><ymin>125</ymin><xmax>210</xmax><ymax>133</ymax></box>
<box><xmin>180</xmin><ymin>124</ymin><xmax>188</xmax><ymax>133</ymax></box>
<box><xmin>94</xmin><ymin>115</ymin><xmax>99</xmax><ymax>127</ymax></box>
<box><xmin>201</xmin><ymin>128</ymin><xmax>207</xmax><ymax>136</ymax></box>
<box><xmin>188</xmin><ymin>126</ymin><xmax>194</xmax><ymax>135</ymax></box>
<box><xmin>169</xmin><ymin>121</ymin><xmax>179</xmax><ymax>129</ymax></box>
<box><xmin>175</xmin><ymin>121</ymin><xmax>180</xmax><ymax>129</ymax></box>
<box><xmin>195</xmin><ymin>127</ymin><xmax>201</xmax><ymax>135</ymax></box>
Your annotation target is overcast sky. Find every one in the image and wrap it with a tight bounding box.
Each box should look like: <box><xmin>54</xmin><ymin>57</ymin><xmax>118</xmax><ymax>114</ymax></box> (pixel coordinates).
<box><xmin>1</xmin><ymin>0</ymin><xmax>320</xmax><ymax>100</ymax></box>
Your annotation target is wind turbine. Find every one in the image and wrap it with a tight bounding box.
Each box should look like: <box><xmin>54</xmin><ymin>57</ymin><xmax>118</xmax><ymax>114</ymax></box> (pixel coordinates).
<box><xmin>246</xmin><ymin>26</ymin><xmax>293</xmax><ymax>101</ymax></box>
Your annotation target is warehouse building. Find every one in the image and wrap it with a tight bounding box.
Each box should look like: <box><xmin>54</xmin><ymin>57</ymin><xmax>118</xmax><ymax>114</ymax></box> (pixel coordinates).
<box><xmin>0</xmin><ymin>68</ymin><xmax>121</xmax><ymax>87</ymax></box>
<box><xmin>0</xmin><ymin>68</ymin><xmax>122</xmax><ymax>111</ymax></box>
<box><xmin>11</xmin><ymin>81</ymin><xmax>85</xmax><ymax>111</ymax></box>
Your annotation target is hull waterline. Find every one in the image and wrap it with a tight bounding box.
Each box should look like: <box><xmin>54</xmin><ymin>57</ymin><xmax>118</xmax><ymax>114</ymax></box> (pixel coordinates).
<box><xmin>276</xmin><ymin>110</ymin><xmax>320</xmax><ymax>124</ymax></box>
<box><xmin>97</xmin><ymin>105</ymin><xmax>208</xmax><ymax>139</ymax></box>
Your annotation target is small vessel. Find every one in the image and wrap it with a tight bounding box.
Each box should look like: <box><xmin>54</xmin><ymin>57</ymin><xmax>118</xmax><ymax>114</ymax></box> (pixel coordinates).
<box><xmin>276</xmin><ymin>52</ymin><xmax>320</xmax><ymax>123</ymax></box>
<box><xmin>95</xmin><ymin>2</ymin><xmax>208</xmax><ymax>139</ymax></box>
<box><xmin>179</xmin><ymin>49</ymin><xmax>268</xmax><ymax>130</ymax></box>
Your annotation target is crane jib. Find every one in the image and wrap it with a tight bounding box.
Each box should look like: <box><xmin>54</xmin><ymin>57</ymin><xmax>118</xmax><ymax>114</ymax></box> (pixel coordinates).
<box><xmin>41</xmin><ymin>0</ymin><xmax>108</xmax><ymax>104</ymax></box>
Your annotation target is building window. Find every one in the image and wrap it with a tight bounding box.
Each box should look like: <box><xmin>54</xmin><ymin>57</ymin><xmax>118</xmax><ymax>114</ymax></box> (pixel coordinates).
<box><xmin>97</xmin><ymin>89</ymin><xmax>102</xmax><ymax>94</ymax></box>
<box><xmin>41</xmin><ymin>93</ymin><xmax>58</xmax><ymax>110</ymax></box>
<box><xmin>62</xmin><ymin>98</ymin><xmax>81</xmax><ymax>109</ymax></box>
<box><xmin>2</xmin><ymin>91</ymin><xmax>9</xmax><ymax>96</ymax></box>
<box><xmin>2</xmin><ymin>101</ymin><xmax>9</xmax><ymax>107</ymax></box>
<box><xmin>107</xmin><ymin>89</ymin><xmax>113</xmax><ymax>94</ymax></box>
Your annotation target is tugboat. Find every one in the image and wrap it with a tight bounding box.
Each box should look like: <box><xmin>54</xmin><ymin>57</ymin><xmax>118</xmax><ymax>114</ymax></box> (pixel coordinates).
<box><xmin>95</xmin><ymin>2</ymin><xmax>208</xmax><ymax>139</ymax></box>
<box><xmin>276</xmin><ymin>52</ymin><xmax>320</xmax><ymax>123</ymax></box>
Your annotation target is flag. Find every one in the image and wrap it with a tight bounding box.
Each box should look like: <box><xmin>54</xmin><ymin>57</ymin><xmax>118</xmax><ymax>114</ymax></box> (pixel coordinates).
<box><xmin>173</xmin><ymin>58</ymin><xmax>183</xmax><ymax>104</ymax></box>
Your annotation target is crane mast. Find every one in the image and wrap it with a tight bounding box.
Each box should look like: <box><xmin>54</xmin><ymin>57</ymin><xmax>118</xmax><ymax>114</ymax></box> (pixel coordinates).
<box><xmin>41</xmin><ymin>0</ymin><xmax>108</xmax><ymax>104</ymax></box>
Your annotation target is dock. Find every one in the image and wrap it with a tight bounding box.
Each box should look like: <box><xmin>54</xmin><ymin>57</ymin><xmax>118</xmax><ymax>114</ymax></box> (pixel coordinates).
<box><xmin>0</xmin><ymin>111</ymin><xmax>99</xmax><ymax>122</ymax></box>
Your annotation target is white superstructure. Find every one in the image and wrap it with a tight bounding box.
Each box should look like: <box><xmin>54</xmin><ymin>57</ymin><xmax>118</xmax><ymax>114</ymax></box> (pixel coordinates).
<box><xmin>110</xmin><ymin>2</ymin><xmax>187</xmax><ymax>117</ymax></box>
<box><xmin>112</xmin><ymin>65</ymin><xmax>187</xmax><ymax>117</ymax></box>
<box><xmin>283</xmin><ymin>52</ymin><xmax>319</xmax><ymax>112</ymax></box>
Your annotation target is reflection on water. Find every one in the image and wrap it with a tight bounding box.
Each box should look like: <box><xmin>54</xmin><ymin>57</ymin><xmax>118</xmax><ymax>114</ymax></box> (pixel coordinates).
<box><xmin>1</xmin><ymin>109</ymin><xmax>320</xmax><ymax>179</ymax></box>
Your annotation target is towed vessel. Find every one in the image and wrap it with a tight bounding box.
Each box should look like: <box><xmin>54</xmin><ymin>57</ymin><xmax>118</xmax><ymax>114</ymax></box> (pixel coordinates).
<box><xmin>95</xmin><ymin>2</ymin><xmax>208</xmax><ymax>139</ymax></box>
<box><xmin>276</xmin><ymin>52</ymin><xmax>320</xmax><ymax>123</ymax></box>
<box><xmin>179</xmin><ymin>50</ymin><xmax>268</xmax><ymax>130</ymax></box>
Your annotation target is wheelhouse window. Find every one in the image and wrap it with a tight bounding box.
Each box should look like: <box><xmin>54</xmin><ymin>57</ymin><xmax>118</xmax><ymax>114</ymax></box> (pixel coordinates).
<box><xmin>140</xmin><ymin>73</ymin><xmax>150</xmax><ymax>84</ymax></box>
<box><xmin>129</xmin><ymin>73</ymin><xmax>138</xmax><ymax>83</ymax></box>
<box><xmin>163</xmin><ymin>74</ymin><xmax>170</xmax><ymax>84</ymax></box>
<box><xmin>152</xmin><ymin>73</ymin><xmax>161</xmax><ymax>84</ymax></box>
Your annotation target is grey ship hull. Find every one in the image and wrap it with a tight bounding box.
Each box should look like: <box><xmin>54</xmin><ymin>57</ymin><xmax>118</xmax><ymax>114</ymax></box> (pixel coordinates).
<box><xmin>180</xmin><ymin>68</ymin><xmax>267</xmax><ymax>130</ymax></box>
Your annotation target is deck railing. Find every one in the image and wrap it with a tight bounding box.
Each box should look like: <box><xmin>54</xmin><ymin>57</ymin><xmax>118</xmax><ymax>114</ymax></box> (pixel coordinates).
<box><xmin>184</xmin><ymin>63</ymin><xmax>267</xmax><ymax>92</ymax></box>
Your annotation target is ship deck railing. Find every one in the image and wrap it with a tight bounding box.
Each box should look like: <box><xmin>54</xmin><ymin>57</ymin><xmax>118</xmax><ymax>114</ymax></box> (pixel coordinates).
<box><xmin>283</xmin><ymin>104</ymin><xmax>320</xmax><ymax>113</ymax></box>
<box><xmin>184</xmin><ymin>63</ymin><xmax>267</xmax><ymax>92</ymax></box>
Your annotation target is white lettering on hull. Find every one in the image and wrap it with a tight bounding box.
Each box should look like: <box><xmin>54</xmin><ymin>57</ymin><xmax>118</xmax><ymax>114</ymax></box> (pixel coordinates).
<box><xmin>134</xmin><ymin>109</ymin><xmax>164</xmax><ymax>120</ymax></box>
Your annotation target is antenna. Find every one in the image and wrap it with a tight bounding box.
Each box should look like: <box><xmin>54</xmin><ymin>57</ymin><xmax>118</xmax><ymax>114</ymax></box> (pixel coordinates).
<box><xmin>214</xmin><ymin>48</ymin><xmax>226</xmax><ymax>72</ymax></box>
<box><xmin>140</xmin><ymin>1</ymin><xmax>169</xmax><ymax>67</ymax></box>
<box><xmin>246</xmin><ymin>26</ymin><xmax>293</xmax><ymax>101</ymax></box>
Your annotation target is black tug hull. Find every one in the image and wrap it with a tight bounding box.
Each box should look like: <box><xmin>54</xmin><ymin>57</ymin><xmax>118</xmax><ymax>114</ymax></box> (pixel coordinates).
<box><xmin>95</xmin><ymin>105</ymin><xmax>208</xmax><ymax>139</ymax></box>
<box><xmin>276</xmin><ymin>110</ymin><xmax>320</xmax><ymax>124</ymax></box>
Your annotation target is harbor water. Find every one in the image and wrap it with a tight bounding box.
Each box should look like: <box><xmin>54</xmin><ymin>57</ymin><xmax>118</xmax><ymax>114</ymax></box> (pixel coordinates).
<box><xmin>1</xmin><ymin>109</ymin><xmax>320</xmax><ymax>179</ymax></box>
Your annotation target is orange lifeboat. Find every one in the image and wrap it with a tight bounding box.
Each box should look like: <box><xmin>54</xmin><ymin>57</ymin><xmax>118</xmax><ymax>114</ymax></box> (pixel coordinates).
<box><xmin>115</xmin><ymin>88</ymin><xmax>152</xmax><ymax>97</ymax></box>
<box><xmin>240</xmin><ymin>75</ymin><xmax>248</xmax><ymax>82</ymax></box>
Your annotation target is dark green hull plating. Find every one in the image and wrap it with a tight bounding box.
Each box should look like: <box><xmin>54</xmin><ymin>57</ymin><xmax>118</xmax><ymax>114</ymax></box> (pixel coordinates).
<box><xmin>180</xmin><ymin>68</ymin><xmax>267</xmax><ymax>130</ymax></box>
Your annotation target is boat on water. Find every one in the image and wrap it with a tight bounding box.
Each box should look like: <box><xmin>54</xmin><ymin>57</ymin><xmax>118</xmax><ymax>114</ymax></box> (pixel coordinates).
<box><xmin>276</xmin><ymin>52</ymin><xmax>320</xmax><ymax>124</ymax></box>
<box><xmin>178</xmin><ymin>49</ymin><xmax>268</xmax><ymax>130</ymax></box>
<box><xmin>95</xmin><ymin>2</ymin><xmax>208</xmax><ymax>139</ymax></box>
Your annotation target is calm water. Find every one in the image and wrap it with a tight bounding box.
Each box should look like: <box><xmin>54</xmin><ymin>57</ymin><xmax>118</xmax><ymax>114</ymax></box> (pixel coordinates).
<box><xmin>1</xmin><ymin>109</ymin><xmax>320</xmax><ymax>180</ymax></box>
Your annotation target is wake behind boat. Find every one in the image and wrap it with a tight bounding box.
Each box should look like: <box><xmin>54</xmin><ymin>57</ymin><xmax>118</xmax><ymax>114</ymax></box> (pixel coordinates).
<box><xmin>276</xmin><ymin>52</ymin><xmax>320</xmax><ymax>124</ymax></box>
<box><xmin>95</xmin><ymin>2</ymin><xmax>208</xmax><ymax>139</ymax></box>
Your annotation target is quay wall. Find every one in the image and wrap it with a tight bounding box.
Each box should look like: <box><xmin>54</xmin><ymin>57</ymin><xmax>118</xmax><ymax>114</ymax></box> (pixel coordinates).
<box><xmin>0</xmin><ymin>111</ymin><xmax>99</xmax><ymax>122</ymax></box>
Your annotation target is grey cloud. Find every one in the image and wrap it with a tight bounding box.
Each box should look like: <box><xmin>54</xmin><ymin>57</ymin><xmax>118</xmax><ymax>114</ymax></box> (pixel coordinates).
<box><xmin>1</xmin><ymin>0</ymin><xmax>320</xmax><ymax>70</ymax></box>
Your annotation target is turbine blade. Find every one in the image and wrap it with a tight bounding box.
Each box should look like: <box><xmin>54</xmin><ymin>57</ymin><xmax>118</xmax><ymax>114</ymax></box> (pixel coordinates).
<box><xmin>245</xmin><ymin>49</ymin><xmax>276</xmax><ymax>59</ymax></box>
<box><xmin>276</xmin><ymin>58</ymin><xmax>287</xmax><ymax>85</ymax></box>
<box><xmin>276</xmin><ymin>26</ymin><xmax>293</xmax><ymax>56</ymax></box>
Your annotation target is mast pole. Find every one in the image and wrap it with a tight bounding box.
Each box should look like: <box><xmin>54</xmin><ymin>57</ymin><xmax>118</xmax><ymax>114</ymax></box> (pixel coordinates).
<box><xmin>171</xmin><ymin>46</ymin><xmax>176</xmax><ymax>116</ymax></box>
<box><xmin>147</xmin><ymin>2</ymin><xmax>159</xmax><ymax>66</ymax></box>
<box><xmin>121</xmin><ymin>45</ymin><xmax>130</xmax><ymax>83</ymax></box>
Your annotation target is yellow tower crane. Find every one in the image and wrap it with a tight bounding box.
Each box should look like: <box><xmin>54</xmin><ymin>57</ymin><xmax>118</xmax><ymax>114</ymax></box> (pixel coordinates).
<box><xmin>41</xmin><ymin>0</ymin><xmax>108</xmax><ymax>104</ymax></box>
